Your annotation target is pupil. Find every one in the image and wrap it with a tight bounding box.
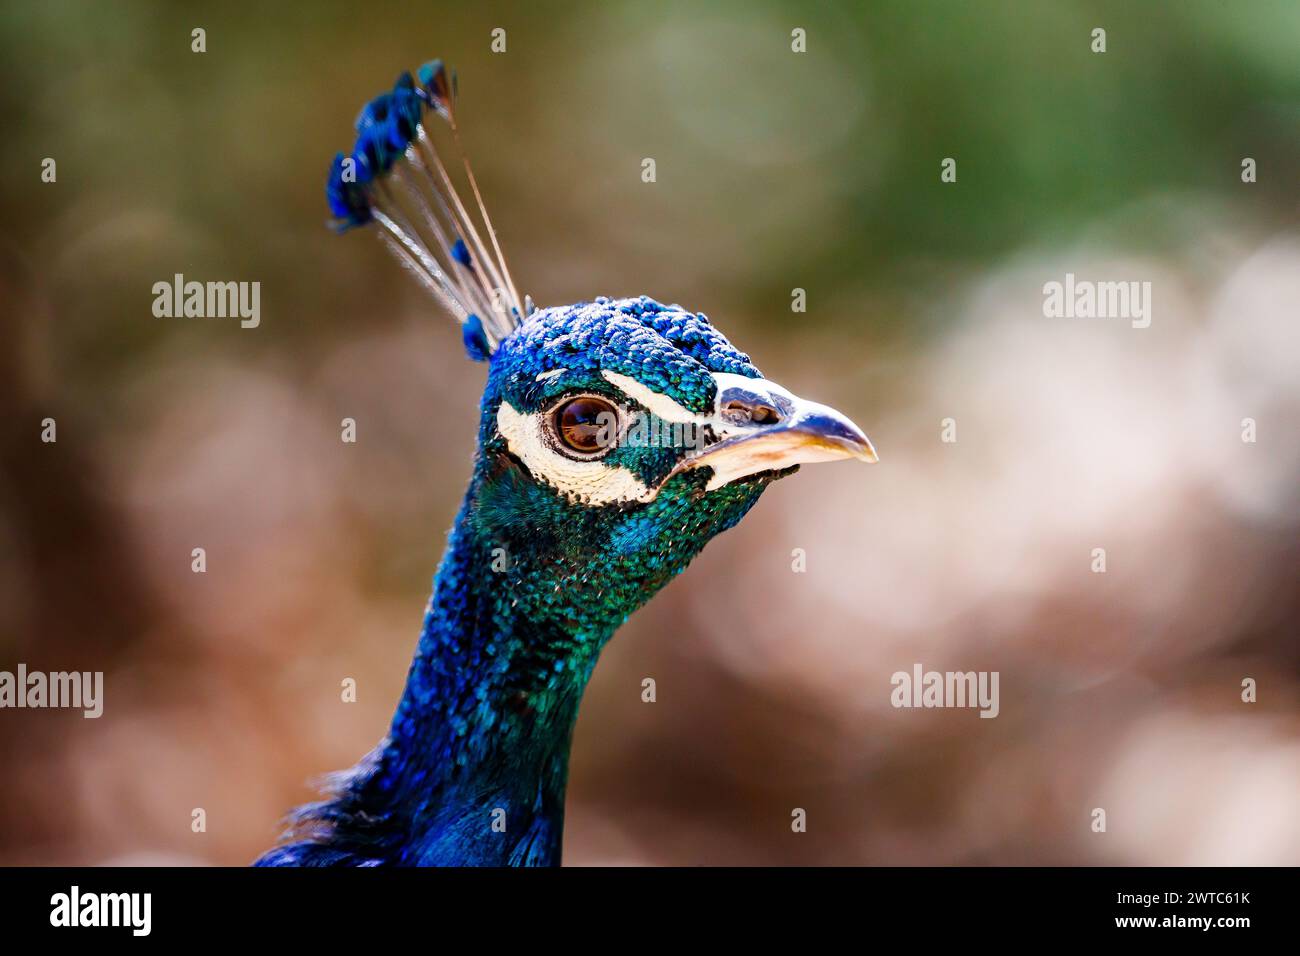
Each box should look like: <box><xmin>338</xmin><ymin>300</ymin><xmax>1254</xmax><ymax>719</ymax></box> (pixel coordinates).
<box><xmin>558</xmin><ymin>398</ymin><xmax>612</xmax><ymax>452</ymax></box>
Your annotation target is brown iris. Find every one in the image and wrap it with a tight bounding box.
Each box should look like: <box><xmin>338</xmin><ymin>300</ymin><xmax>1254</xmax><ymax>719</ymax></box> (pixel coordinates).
<box><xmin>552</xmin><ymin>395</ymin><xmax>618</xmax><ymax>456</ymax></box>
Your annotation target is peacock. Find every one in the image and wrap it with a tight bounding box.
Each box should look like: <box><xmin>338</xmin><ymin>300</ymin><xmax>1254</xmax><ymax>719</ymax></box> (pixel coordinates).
<box><xmin>256</xmin><ymin>60</ymin><xmax>876</xmax><ymax>867</ymax></box>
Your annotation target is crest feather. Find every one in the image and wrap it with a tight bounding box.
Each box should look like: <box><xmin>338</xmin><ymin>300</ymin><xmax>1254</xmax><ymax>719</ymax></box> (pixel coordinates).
<box><xmin>325</xmin><ymin>61</ymin><xmax>529</xmax><ymax>360</ymax></box>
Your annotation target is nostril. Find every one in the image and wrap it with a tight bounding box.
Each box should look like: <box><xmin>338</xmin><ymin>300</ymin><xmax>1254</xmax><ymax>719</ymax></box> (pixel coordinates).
<box><xmin>721</xmin><ymin>400</ymin><xmax>748</xmax><ymax>424</ymax></box>
<box><xmin>723</xmin><ymin>400</ymin><xmax>781</xmax><ymax>425</ymax></box>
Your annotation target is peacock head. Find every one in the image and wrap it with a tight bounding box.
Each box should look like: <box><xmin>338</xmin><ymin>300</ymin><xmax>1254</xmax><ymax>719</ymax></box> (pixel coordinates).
<box><xmin>326</xmin><ymin>62</ymin><xmax>876</xmax><ymax>639</ymax></box>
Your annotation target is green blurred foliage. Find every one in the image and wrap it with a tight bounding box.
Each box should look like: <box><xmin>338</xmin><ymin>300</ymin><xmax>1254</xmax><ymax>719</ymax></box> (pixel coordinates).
<box><xmin>1</xmin><ymin>0</ymin><xmax>1295</xmax><ymax>373</ymax></box>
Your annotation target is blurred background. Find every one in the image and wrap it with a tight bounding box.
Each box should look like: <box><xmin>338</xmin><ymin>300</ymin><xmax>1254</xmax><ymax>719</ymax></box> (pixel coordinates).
<box><xmin>1</xmin><ymin>0</ymin><xmax>1297</xmax><ymax>865</ymax></box>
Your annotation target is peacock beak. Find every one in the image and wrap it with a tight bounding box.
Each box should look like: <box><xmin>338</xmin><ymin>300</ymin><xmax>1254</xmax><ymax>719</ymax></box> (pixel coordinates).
<box><xmin>668</xmin><ymin>372</ymin><xmax>877</xmax><ymax>490</ymax></box>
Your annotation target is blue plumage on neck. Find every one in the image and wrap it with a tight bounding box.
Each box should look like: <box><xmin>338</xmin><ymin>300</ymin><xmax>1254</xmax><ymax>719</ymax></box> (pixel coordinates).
<box><xmin>256</xmin><ymin>299</ymin><xmax>777</xmax><ymax>867</ymax></box>
<box><xmin>261</xmin><ymin>496</ymin><xmax>595</xmax><ymax>867</ymax></box>
<box><xmin>374</xmin><ymin>497</ymin><xmax>594</xmax><ymax>867</ymax></box>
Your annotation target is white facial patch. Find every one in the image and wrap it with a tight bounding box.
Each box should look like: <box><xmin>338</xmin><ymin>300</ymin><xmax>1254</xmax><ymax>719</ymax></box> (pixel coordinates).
<box><xmin>496</xmin><ymin>401</ymin><xmax>656</xmax><ymax>506</ymax></box>
<box><xmin>601</xmin><ymin>371</ymin><xmax>704</xmax><ymax>424</ymax></box>
<box><xmin>710</xmin><ymin>372</ymin><xmax>794</xmax><ymax>411</ymax></box>
<box><xmin>496</xmin><ymin>370</ymin><xmax>807</xmax><ymax>505</ymax></box>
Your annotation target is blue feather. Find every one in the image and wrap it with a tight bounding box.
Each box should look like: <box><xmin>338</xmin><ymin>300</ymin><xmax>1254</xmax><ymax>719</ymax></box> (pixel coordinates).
<box><xmin>462</xmin><ymin>313</ymin><xmax>490</xmax><ymax>361</ymax></box>
<box><xmin>451</xmin><ymin>238</ymin><xmax>472</xmax><ymax>267</ymax></box>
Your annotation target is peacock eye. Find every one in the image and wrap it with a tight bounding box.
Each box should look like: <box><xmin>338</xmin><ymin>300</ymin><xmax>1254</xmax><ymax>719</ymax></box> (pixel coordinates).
<box><xmin>551</xmin><ymin>395</ymin><xmax>620</xmax><ymax>457</ymax></box>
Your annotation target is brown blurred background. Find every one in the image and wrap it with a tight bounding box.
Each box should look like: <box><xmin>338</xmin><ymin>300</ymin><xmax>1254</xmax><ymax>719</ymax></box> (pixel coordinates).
<box><xmin>1</xmin><ymin>0</ymin><xmax>1297</xmax><ymax>865</ymax></box>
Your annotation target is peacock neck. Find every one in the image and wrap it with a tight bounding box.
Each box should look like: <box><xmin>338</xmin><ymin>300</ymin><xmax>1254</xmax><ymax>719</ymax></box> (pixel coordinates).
<box><xmin>358</xmin><ymin>455</ymin><xmax>764</xmax><ymax>865</ymax></box>
<box><xmin>375</xmin><ymin>491</ymin><xmax>614</xmax><ymax>866</ymax></box>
